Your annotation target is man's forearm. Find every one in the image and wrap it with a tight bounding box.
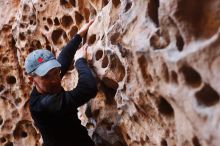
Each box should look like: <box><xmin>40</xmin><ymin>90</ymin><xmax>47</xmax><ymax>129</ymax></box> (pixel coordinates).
<box><xmin>75</xmin><ymin>58</ymin><xmax>98</xmax><ymax>95</ymax></box>
<box><xmin>57</xmin><ymin>34</ymin><xmax>82</xmax><ymax>77</ymax></box>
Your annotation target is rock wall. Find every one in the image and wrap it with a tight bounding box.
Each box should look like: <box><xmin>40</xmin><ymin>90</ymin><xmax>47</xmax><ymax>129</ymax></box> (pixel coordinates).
<box><xmin>0</xmin><ymin>0</ymin><xmax>220</xmax><ymax>146</ymax></box>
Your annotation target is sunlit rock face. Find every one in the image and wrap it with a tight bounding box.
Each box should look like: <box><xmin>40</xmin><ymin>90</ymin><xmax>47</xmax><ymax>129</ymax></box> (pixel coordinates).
<box><xmin>1</xmin><ymin>0</ymin><xmax>220</xmax><ymax>146</ymax></box>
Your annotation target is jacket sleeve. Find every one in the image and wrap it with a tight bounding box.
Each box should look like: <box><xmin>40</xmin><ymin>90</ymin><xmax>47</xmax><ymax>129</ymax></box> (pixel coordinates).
<box><xmin>40</xmin><ymin>58</ymin><xmax>98</xmax><ymax>114</ymax></box>
<box><xmin>57</xmin><ymin>34</ymin><xmax>82</xmax><ymax>78</ymax></box>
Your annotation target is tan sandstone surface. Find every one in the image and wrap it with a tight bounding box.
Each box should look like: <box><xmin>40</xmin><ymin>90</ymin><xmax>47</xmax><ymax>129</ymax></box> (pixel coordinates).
<box><xmin>0</xmin><ymin>0</ymin><xmax>220</xmax><ymax>146</ymax></box>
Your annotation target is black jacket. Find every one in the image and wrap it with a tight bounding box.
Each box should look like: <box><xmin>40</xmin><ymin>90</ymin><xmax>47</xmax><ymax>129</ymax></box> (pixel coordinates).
<box><xmin>29</xmin><ymin>34</ymin><xmax>98</xmax><ymax>146</ymax></box>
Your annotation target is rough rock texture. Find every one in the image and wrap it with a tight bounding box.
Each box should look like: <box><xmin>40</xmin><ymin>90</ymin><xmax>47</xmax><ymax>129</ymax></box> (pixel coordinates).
<box><xmin>0</xmin><ymin>0</ymin><xmax>220</xmax><ymax>146</ymax></box>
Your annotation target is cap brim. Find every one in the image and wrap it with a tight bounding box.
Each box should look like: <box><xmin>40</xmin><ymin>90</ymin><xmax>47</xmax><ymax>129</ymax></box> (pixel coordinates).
<box><xmin>34</xmin><ymin>59</ymin><xmax>61</xmax><ymax>77</ymax></box>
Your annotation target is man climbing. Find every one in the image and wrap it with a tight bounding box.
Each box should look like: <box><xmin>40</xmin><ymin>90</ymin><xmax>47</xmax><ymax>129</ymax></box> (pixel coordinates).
<box><xmin>24</xmin><ymin>20</ymin><xmax>98</xmax><ymax>146</ymax></box>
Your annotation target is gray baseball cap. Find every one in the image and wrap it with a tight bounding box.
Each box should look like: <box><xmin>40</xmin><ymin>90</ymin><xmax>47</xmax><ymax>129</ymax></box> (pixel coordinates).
<box><xmin>24</xmin><ymin>49</ymin><xmax>61</xmax><ymax>76</ymax></box>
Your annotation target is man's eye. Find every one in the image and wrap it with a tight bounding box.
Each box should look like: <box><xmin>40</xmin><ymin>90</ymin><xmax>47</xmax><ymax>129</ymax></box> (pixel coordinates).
<box><xmin>42</xmin><ymin>75</ymin><xmax>49</xmax><ymax>79</ymax></box>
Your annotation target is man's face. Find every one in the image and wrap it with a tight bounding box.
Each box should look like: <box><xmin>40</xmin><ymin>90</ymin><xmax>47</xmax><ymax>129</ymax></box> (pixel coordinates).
<box><xmin>31</xmin><ymin>67</ymin><xmax>62</xmax><ymax>94</ymax></box>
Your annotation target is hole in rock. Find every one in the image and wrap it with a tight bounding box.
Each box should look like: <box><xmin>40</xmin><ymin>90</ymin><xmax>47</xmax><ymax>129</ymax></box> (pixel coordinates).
<box><xmin>2</xmin><ymin>119</ymin><xmax>13</xmax><ymax>131</ymax></box>
<box><xmin>21</xmin><ymin>131</ymin><xmax>28</xmax><ymax>138</ymax></box>
<box><xmin>158</xmin><ymin>96</ymin><xmax>174</xmax><ymax>117</ymax></box>
<box><xmin>2</xmin><ymin>25</ymin><xmax>11</xmax><ymax>32</ymax></box>
<box><xmin>68</xmin><ymin>26</ymin><xmax>78</xmax><ymax>38</ymax></box>
<box><xmin>61</xmin><ymin>15</ymin><xmax>73</xmax><ymax>28</ymax></box>
<box><xmin>0</xmin><ymin>137</ymin><xmax>6</xmax><ymax>143</ymax></box>
<box><xmin>0</xmin><ymin>115</ymin><xmax>3</xmax><ymax>125</ymax></box>
<box><xmin>47</xmin><ymin>18</ymin><xmax>53</xmax><ymax>25</ymax></box>
<box><xmin>124</xmin><ymin>1</ymin><xmax>132</xmax><ymax>12</ymax></box>
<box><xmin>93</xmin><ymin>109</ymin><xmax>100</xmax><ymax>118</ymax></box>
<box><xmin>88</xmin><ymin>34</ymin><xmax>96</xmax><ymax>45</ymax></box>
<box><xmin>148</xmin><ymin>0</ymin><xmax>159</xmax><ymax>27</ymax></box>
<box><xmin>19</xmin><ymin>33</ymin><xmax>26</xmax><ymax>41</ymax></box>
<box><xmin>161</xmin><ymin>63</ymin><xmax>169</xmax><ymax>82</ymax></box>
<box><xmin>46</xmin><ymin>45</ymin><xmax>51</xmax><ymax>51</ymax></box>
<box><xmin>70</xmin><ymin>0</ymin><xmax>76</xmax><ymax>7</ymax></box>
<box><xmin>161</xmin><ymin>139</ymin><xmax>168</xmax><ymax>146</ymax></box>
<box><xmin>102</xmin><ymin>55</ymin><xmax>109</xmax><ymax>68</ymax></box>
<box><xmin>6</xmin><ymin>75</ymin><xmax>16</xmax><ymax>84</ymax></box>
<box><xmin>112</xmin><ymin>0</ymin><xmax>121</xmax><ymax>7</ymax></box>
<box><xmin>63</xmin><ymin>32</ymin><xmax>69</xmax><ymax>42</ymax></box>
<box><xmin>192</xmin><ymin>136</ymin><xmax>201</xmax><ymax>146</ymax></box>
<box><xmin>30</xmin><ymin>40</ymin><xmax>42</xmax><ymax>49</ymax></box>
<box><xmin>180</xmin><ymin>65</ymin><xmax>202</xmax><ymax>88</ymax></box>
<box><xmin>75</xmin><ymin>11</ymin><xmax>84</xmax><ymax>25</ymax></box>
<box><xmin>12</xmin><ymin>110</ymin><xmax>19</xmax><ymax>118</ymax></box>
<box><xmin>137</xmin><ymin>55</ymin><xmax>153</xmax><ymax>84</ymax></box>
<box><xmin>176</xmin><ymin>35</ymin><xmax>184</xmax><ymax>51</ymax></box>
<box><xmin>19</xmin><ymin>23</ymin><xmax>26</xmax><ymax>28</ymax></box>
<box><xmin>118</xmin><ymin>44</ymin><xmax>129</xmax><ymax>58</ymax></box>
<box><xmin>13</xmin><ymin>121</ymin><xmax>33</xmax><ymax>139</ymax></box>
<box><xmin>4</xmin><ymin>142</ymin><xmax>13</xmax><ymax>146</ymax></box>
<box><xmin>22</xmin><ymin>15</ymin><xmax>27</xmax><ymax>21</ymax></box>
<box><xmin>175</xmin><ymin>0</ymin><xmax>216</xmax><ymax>38</ymax></box>
<box><xmin>44</xmin><ymin>25</ymin><xmax>49</xmax><ymax>31</ymax></box>
<box><xmin>195</xmin><ymin>83</ymin><xmax>219</xmax><ymax>107</ymax></box>
<box><xmin>126</xmin><ymin>134</ymin><xmax>131</xmax><ymax>140</ymax></box>
<box><xmin>110</xmin><ymin>33</ymin><xmax>120</xmax><ymax>45</ymax></box>
<box><xmin>95</xmin><ymin>50</ymin><xmax>103</xmax><ymax>60</ymax></box>
<box><xmin>54</xmin><ymin>17</ymin><xmax>60</xmax><ymax>26</ymax></box>
<box><xmin>15</xmin><ymin>98</ymin><xmax>22</xmax><ymax>106</ymax></box>
<box><xmin>110</xmin><ymin>54</ymin><xmax>125</xmax><ymax>82</ymax></box>
<box><xmin>171</xmin><ymin>71</ymin><xmax>178</xmax><ymax>84</ymax></box>
<box><xmin>150</xmin><ymin>32</ymin><xmax>170</xmax><ymax>49</ymax></box>
<box><xmin>102</xmin><ymin>77</ymin><xmax>118</xmax><ymax>105</ymax></box>
<box><xmin>85</xmin><ymin>105</ymin><xmax>92</xmax><ymax>118</ymax></box>
<box><xmin>29</xmin><ymin>14</ymin><xmax>36</xmax><ymax>25</ymax></box>
<box><xmin>2</xmin><ymin>57</ymin><xmax>9</xmax><ymax>63</ymax></box>
<box><xmin>28</xmin><ymin>47</ymin><xmax>34</xmax><ymax>53</ymax></box>
<box><xmin>60</xmin><ymin>0</ymin><xmax>68</xmax><ymax>5</ymax></box>
<box><xmin>0</xmin><ymin>85</ymin><xmax>5</xmax><ymax>92</ymax></box>
<box><xmin>103</xmin><ymin>0</ymin><xmax>109</xmax><ymax>7</ymax></box>
<box><xmin>77</xmin><ymin>0</ymin><xmax>84</xmax><ymax>8</ymax></box>
<box><xmin>23</xmin><ymin>4</ymin><xmax>30</xmax><ymax>12</ymax></box>
<box><xmin>86</xmin><ymin>122</ymin><xmax>94</xmax><ymax>129</ymax></box>
<box><xmin>83</xmin><ymin>8</ymin><xmax>90</xmax><ymax>22</ymax></box>
<box><xmin>51</xmin><ymin>28</ymin><xmax>64</xmax><ymax>45</ymax></box>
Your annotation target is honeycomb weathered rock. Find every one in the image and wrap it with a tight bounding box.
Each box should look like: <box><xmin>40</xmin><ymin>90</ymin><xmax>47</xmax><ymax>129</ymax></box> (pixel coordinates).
<box><xmin>1</xmin><ymin>0</ymin><xmax>220</xmax><ymax>146</ymax></box>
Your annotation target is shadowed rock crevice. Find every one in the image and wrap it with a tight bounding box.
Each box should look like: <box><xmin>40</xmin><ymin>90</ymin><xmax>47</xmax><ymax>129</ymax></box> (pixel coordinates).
<box><xmin>6</xmin><ymin>75</ymin><xmax>16</xmax><ymax>85</ymax></box>
<box><xmin>158</xmin><ymin>96</ymin><xmax>174</xmax><ymax>117</ymax></box>
<box><xmin>195</xmin><ymin>83</ymin><xmax>220</xmax><ymax>107</ymax></box>
<box><xmin>112</xmin><ymin>0</ymin><xmax>121</xmax><ymax>8</ymax></box>
<box><xmin>124</xmin><ymin>1</ymin><xmax>132</xmax><ymax>13</ymax></box>
<box><xmin>51</xmin><ymin>28</ymin><xmax>65</xmax><ymax>45</ymax></box>
<box><xmin>192</xmin><ymin>136</ymin><xmax>201</xmax><ymax>146</ymax></box>
<box><xmin>137</xmin><ymin>55</ymin><xmax>153</xmax><ymax>84</ymax></box>
<box><xmin>75</xmin><ymin>11</ymin><xmax>84</xmax><ymax>25</ymax></box>
<box><xmin>61</xmin><ymin>15</ymin><xmax>73</xmax><ymax>28</ymax></box>
<box><xmin>176</xmin><ymin>34</ymin><xmax>184</xmax><ymax>51</ymax></box>
<box><xmin>102</xmin><ymin>55</ymin><xmax>109</xmax><ymax>68</ymax></box>
<box><xmin>95</xmin><ymin>50</ymin><xmax>104</xmax><ymax>61</ymax></box>
<box><xmin>68</xmin><ymin>26</ymin><xmax>78</xmax><ymax>38</ymax></box>
<box><xmin>101</xmin><ymin>77</ymin><xmax>118</xmax><ymax>105</ymax></box>
<box><xmin>179</xmin><ymin>65</ymin><xmax>202</xmax><ymax>88</ymax></box>
<box><xmin>88</xmin><ymin>34</ymin><xmax>97</xmax><ymax>45</ymax></box>
<box><xmin>148</xmin><ymin>0</ymin><xmax>160</xmax><ymax>27</ymax></box>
